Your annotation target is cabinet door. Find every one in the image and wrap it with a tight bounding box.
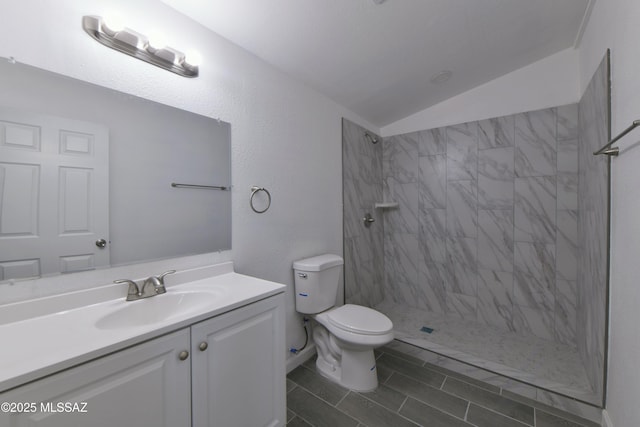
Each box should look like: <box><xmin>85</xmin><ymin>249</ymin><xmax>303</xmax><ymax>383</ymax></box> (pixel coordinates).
<box><xmin>0</xmin><ymin>329</ymin><xmax>191</xmax><ymax>427</ymax></box>
<box><xmin>191</xmin><ymin>295</ymin><xmax>286</xmax><ymax>427</ymax></box>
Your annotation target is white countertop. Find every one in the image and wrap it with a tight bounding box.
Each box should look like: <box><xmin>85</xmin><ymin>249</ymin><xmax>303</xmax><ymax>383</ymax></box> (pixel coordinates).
<box><xmin>0</xmin><ymin>262</ymin><xmax>285</xmax><ymax>393</ymax></box>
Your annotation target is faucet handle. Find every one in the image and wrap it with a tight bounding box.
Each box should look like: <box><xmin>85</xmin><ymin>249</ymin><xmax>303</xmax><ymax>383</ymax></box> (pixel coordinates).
<box><xmin>157</xmin><ymin>270</ymin><xmax>176</xmax><ymax>285</ymax></box>
<box><xmin>115</xmin><ymin>279</ymin><xmax>141</xmax><ymax>300</ymax></box>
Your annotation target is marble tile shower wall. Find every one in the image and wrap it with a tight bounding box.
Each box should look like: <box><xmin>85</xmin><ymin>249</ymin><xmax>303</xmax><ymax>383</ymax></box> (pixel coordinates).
<box><xmin>576</xmin><ymin>52</ymin><xmax>609</xmax><ymax>400</ymax></box>
<box><xmin>342</xmin><ymin>119</ymin><xmax>385</xmax><ymax>307</ymax></box>
<box><xmin>382</xmin><ymin>105</ymin><xmax>579</xmax><ymax>345</ymax></box>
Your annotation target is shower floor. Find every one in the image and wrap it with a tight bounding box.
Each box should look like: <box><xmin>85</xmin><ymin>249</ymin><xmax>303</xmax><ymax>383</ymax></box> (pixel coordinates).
<box><xmin>375</xmin><ymin>300</ymin><xmax>594</xmax><ymax>401</ymax></box>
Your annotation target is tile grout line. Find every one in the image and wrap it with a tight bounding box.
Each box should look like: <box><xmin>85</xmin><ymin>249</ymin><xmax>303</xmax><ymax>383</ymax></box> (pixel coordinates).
<box><xmin>383</xmin><ymin>352</ymin><xmax>549</xmax><ymax>423</ymax></box>
<box><xmin>289</xmin><ymin>352</ymin><xmax>593</xmax><ymax>427</ymax></box>
<box><xmin>419</xmin><ymin>356</ymin><xmax>427</xmax><ymax>368</ymax></box>
<box><xmin>372</xmin><ymin>361</ymin><xmax>462</xmax><ymax>426</ymax></box>
<box><xmin>439</xmin><ymin>374</ymin><xmax>449</xmax><ymax>390</ymax></box>
<box><xmin>470</xmin><ymin>401</ymin><xmax>534</xmax><ymax>427</ymax></box>
<box><xmin>396</xmin><ymin>348</ymin><xmax>594</xmax><ymax>426</ymax></box>
<box><xmin>504</xmin><ymin>388</ymin><xmax>596</xmax><ymax>426</ymax></box>
<box><xmin>382</xmin><ymin>369</ymin><xmax>476</xmax><ymax>423</ymax></box>
<box><xmin>288</xmin><ymin>372</ymin><xmax>368</xmax><ymax>427</ymax></box>
<box><xmin>290</xmin><ymin>410</ymin><xmax>316</xmax><ymax>427</ymax></box>
<box><xmin>335</xmin><ymin>390</ymin><xmax>351</xmax><ymax>407</ymax></box>
<box><xmin>288</xmin><ymin>378</ymin><xmax>351</xmax><ymax>411</ymax></box>
<box><xmin>358</xmin><ymin>390</ymin><xmax>422</xmax><ymax>427</ymax></box>
<box><xmin>425</xmin><ymin>375</ymin><xmax>536</xmax><ymax>425</ymax></box>
<box><xmin>463</xmin><ymin>400</ymin><xmax>471</xmax><ymax>422</ymax></box>
<box><xmin>396</xmin><ymin>394</ymin><xmax>410</xmax><ymax>413</ymax></box>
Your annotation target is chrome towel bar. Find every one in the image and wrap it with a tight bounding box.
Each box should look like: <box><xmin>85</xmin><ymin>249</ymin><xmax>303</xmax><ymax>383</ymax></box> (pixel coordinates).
<box><xmin>594</xmin><ymin>119</ymin><xmax>640</xmax><ymax>156</ymax></box>
<box><xmin>171</xmin><ymin>182</ymin><xmax>228</xmax><ymax>190</ymax></box>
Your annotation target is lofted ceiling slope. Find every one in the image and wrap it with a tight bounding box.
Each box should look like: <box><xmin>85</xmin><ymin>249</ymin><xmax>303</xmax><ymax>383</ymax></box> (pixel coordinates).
<box><xmin>162</xmin><ymin>0</ymin><xmax>591</xmax><ymax>127</ymax></box>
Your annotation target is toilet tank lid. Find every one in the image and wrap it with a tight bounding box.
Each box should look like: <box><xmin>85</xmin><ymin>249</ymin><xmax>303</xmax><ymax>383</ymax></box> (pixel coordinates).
<box><xmin>293</xmin><ymin>254</ymin><xmax>343</xmax><ymax>271</ymax></box>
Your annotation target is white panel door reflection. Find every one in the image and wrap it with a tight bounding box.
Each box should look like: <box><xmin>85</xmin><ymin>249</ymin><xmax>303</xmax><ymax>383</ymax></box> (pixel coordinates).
<box><xmin>0</xmin><ymin>108</ymin><xmax>109</xmax><ymax>280</ymax></box>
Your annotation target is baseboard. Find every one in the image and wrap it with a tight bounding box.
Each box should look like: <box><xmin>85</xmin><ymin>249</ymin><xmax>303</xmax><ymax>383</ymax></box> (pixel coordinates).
<box><xmin>286</xmin><ymin>343</ymin><xmax>316</xmax><ymax>373</ymax></box>
<box><xmin>601</xmin><ymin>410</ymin><xmax>613</xmax><ymax>427</ymax></box>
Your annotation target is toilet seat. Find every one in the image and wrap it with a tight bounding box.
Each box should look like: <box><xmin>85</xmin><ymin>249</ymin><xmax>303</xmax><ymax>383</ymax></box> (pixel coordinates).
<box><xmin>314</xmin><ymin>304</ymin><xmax>394</xmax><ymax>348</ymax></box>
<box><xmin>326</xmin><ymin>304</ymin><xmax>393</xmax><ymax>335</ymax></box>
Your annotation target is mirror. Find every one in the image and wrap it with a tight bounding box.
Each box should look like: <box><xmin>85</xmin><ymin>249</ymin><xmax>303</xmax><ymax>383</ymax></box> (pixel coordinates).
<box><xmin>0</xmin><ymin>59</ymin><xmax>231</xmax><ymax>282</ymax></box>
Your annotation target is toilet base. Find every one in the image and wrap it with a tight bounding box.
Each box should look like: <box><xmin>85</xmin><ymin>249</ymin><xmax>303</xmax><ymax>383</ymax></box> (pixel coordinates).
<box><xmin>316</xmin><ymin>347</ymin><xmax>378</xmax><ymax>392</ymax></box>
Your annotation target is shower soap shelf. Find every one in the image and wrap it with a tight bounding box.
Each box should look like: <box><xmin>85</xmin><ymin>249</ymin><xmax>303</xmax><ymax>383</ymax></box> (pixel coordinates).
<box><xmin>374</xmin><ymin>202</ymin><xmax>399</xmax><ymax>209</ymax></box>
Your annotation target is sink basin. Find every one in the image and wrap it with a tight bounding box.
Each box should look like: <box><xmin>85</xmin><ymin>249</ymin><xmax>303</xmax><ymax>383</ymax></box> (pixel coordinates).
<box><xmin>96</xmin><ymin>291</ymin><xmax>222</xmax><ymax>330</ymax></box>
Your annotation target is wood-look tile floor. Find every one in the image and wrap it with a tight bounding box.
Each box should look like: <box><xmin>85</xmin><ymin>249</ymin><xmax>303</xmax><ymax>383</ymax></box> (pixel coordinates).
<box><xmin>286</xmin><ymin>347</ymin><xmax>599</xmax><ymax>427</ymax></box>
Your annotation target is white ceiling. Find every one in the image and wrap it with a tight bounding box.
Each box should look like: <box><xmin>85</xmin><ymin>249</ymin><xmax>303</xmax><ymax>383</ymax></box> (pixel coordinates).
<box><xmin>162</xmin><ymin>0</ymin><xmax>591</xmax><ymax>128</ymax></box>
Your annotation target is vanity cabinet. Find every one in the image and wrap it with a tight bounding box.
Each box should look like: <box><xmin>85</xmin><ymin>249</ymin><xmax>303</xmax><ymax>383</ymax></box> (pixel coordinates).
<box><xmin>0</xmin><ymin>329</ymin><xmax>192</xmax><ymax>426</ymax></box>
<box><xmin>0</xmin><ymin>294</ymin><xmax>285</xmax><ymax>427</ymax></box>
<box><xmin>191</xmin><ymin>295</ymin><xmax>285</xmax><ymax>427</ymax></box>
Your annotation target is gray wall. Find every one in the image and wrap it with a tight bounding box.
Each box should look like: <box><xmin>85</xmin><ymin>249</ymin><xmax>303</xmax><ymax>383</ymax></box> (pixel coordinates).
<box><xmin>577</xmin><ymin>52</ymin><xmax>609</xmax><ymax>401</ymax></box>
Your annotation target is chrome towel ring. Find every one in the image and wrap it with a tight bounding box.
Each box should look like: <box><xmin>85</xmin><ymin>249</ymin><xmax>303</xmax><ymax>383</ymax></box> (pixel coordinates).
<box><xmin>250</xmin><ymin>186</ymin><xmax>271</xmax><ymax>213</ymax></box>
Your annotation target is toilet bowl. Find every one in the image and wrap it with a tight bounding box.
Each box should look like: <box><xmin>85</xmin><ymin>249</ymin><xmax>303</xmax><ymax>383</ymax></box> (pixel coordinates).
<box><xmin>312</xmin><ymin>304</ymin><xmax>393</xmax><ymax>391</ymax></box>
<box><xmin>293</xmin><ymin>254</ymin><xmax>394</xmax><ymax>391</ymax></box>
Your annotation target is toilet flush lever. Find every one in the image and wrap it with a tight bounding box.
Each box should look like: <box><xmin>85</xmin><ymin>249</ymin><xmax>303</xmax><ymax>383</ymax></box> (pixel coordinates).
<box><xmin>297</xmin><ymin>272</ymin><xmax>308</xmax><ymax>279</ymax></box>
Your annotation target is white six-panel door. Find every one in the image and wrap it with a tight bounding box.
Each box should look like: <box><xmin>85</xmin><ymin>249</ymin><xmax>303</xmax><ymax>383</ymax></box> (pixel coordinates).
<box><xmin>0</xmin><ymin>108</ymin><xmax>109</xmax><ymax>280</ymax></box>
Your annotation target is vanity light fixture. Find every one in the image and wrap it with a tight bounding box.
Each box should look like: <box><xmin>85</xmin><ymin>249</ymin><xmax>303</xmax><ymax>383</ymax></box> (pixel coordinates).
<box><xmin>82</xmin><ymin>15</ymin><xmax>200</xmax><ymax>78</ymax></box>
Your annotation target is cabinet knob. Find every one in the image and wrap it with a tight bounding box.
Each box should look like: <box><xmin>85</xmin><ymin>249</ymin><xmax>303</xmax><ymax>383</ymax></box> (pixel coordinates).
<box><xmin>178</xmin><ymin>350</ymin><xmax>189</xmax><ymax>361</ymax></box>
<box><xmin>198</xmin><ymin>342</ymin><xmax>208</xmax><ymax>351</ymax></box>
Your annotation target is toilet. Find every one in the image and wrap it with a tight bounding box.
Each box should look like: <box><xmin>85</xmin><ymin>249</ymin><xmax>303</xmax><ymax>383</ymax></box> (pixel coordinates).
<box><xmin>293</xmin><ymin>254</ymin><xmax>394</xmax><ymax>391</ymax></box>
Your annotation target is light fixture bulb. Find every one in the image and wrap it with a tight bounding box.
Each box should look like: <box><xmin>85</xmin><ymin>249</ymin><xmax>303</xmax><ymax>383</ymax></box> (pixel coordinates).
<box><xmin>183</xmin><ymin>49</ymin><xmax>202</xmax><ymax>68</ymax></box>
<box><xmin>146</xmin><ymin>31</ymin><xmax>167</xmax><ymax>52</ymax></box>
<box><xmin>102</xmin><ymin>14</ymin><xmax>124</xmax><ymax>36</ymax></box>
<box><xmin>155</xmin><ymin>48</ymin><xmax>179</xmax><ymax>64</ymax></box>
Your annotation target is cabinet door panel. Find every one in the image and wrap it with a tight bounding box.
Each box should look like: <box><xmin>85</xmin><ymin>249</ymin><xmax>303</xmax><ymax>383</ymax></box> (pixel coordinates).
<box><xmin>192</xmin><ymin>295</ymin><xmax>285</xmax><ymax>427</ymax></box>
<box><xmin>0</xmin><ymin>329</ymin><xmax>191</xmax><ymax>427</ymax></box>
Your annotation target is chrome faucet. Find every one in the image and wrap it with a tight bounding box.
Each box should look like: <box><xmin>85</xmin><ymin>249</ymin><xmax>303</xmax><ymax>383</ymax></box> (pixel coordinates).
<box><xmin>115</xmin><ymin>270</ymin><xmax>176</xmax><ymax>301</ymax></box>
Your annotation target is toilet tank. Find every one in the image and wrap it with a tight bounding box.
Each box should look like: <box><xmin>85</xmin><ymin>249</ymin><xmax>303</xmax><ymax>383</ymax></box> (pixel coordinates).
<box><xmin>293</xmin><ymin>254</ymin><xmax>343</xmax><ymax>314</ymax></box>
